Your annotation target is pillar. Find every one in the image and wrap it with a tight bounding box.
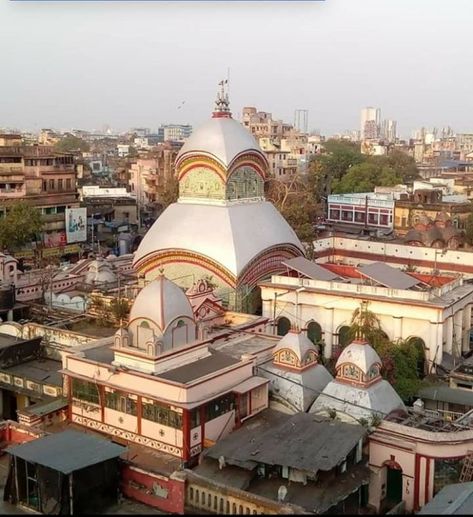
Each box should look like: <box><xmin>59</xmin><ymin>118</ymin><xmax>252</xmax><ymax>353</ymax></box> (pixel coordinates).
<box><xmin>454</xmin><ymin>310</ymin><xmax>464</xmax><ymax>359</ymax></box>
<box><xmin>324</xmin><ymin>307</ymin><xmax>334</xmax><ymax>359</ymax></box>
<box><xmin>445</xmin><ymin>316</ymin><xmax>453</xmax><ymax>355</ymax></box>
<box><xmin>182</xmin><ymin>408</ymin><xmax>191</xmax><ymax>463</ymax></box>
<box><xmin>429</xmin><ymin>322</ymin><xmax>442</xmax><ymax>372</ymax></box>
<box><xmin>392</xmin><ymin>316</ymin><xmax>403</xmax><ymax>341</ymax></box>
<box><xmin>7</xmin><ymin>310</ymin><xmax>13</xmax><ymax>322</ymax></box>
<box><xmin>463</xmin><ymin>305</ymin><xmax>472</xmax><ymax>353</ymax></box>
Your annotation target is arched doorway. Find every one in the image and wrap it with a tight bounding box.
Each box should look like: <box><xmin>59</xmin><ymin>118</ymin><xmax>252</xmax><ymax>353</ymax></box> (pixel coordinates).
<box><xmin>277</xmin><ymin>317</ymin><xmax>291</xmax><ymax>336</ymax></box>
<box><xmin>338</xmin><ymin>325</ymin><xmax>351</xmax><ymax>347</ymax></box>
<box><xmin>307</xmin><ymin>321</ymin><xmax>322</xmax><ymax>345</ymax></box>
<box><xmin>406</xmin><ymin>337</ymin><xmax>427</xmax><ymax>378</ymax></box>
<box><xmin>382</xmin><ymin>459</ymin><xmax>403</xmax><ymax>511</ymax></box>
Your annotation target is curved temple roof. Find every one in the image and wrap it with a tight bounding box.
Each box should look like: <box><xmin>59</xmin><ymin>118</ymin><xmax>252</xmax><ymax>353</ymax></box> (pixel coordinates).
<box><xmin>176</xmin><ymin>117</ymin><xmax>266</xmax><ymax>168</ymax></box>
<box><xmin>133</xmin><ymin>201</ymin><xmax>303</xmax><ymax>278</ymax></box>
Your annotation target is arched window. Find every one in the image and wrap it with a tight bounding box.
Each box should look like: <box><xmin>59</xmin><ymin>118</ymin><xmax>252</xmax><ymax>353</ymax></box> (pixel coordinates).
<box><xmin>338</xmin><ymin>325</ymin><xmax>351</xmax><ymax>347</ymax></box>
<box><xmin>277</xmin><ymin>317</ymin><xmax>291</xmax><ymax>336</ymax></box>
<box><xmin>406</xmin><ymin>336</ymin><xmax>426</xmax><ymax>378</ymax></box>
<box><xmin>307</xmin><ymin>321</ymin><xmax>322</xmax><ymax>344</ymax></box>
<box><xmin>176</xmin><ymin>319</ymin><xmax>186</xmax><ymax>327</ymax></box>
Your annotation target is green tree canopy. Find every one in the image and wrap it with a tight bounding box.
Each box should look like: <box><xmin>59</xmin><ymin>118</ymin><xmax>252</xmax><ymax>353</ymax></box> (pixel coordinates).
<box><xmin>331</xmin><ymin>162</ymin><xmax>403</xmax><ymax>194</ymax></box>
<box><xmin>346</xmin><ymin>302</ymin><xmax>422</xmax><ymax>402</ymax></box>
<box><xmin>0</xmin><ymin>202</ymin><xmax>44</xmax><ymax>251</ymax></box>
<box><xmin>54</xmin><ymin>135</ymin><xmax>90</xmax><ymax>153</ymax></box>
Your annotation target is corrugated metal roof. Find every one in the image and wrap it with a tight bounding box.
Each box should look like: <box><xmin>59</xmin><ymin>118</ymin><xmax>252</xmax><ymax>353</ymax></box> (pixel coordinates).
<box><xmin>206</xmin><ymin>412</ymin><xmax>366</xmax><ymax>473</ymax></box>
<box><xmin>282</xmin><ymin>257</ymin><xmax>341</xmax><ymax>281</ymax></box>
<box><xmin>418</xmin><ymin>385</ymin><xmax>473</xmax><ymax>407</ymax></box>
<box><xmin>358</xmin><ymin>262</ymin><xmax>420</xmax><ymax>290</ymax></box>
<box><xmin>6</xmin><ymin>430</ymin><xmax>126</xmax><ymax>474</ymax></box>
<box><xmin>418</xmin><ymin>482</ymin><xmax>473</xmax><ymax>514</ymax></box>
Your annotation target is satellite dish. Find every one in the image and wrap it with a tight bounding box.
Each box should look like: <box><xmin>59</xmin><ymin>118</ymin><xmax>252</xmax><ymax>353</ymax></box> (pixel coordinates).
<box><xmin>277</xmin><ymin>485</ymin><xmax>287</xmax><ymax>502</ymax></box>
<box><xmin>218</xmin><ymin>455</ymin><xmax>226</xmax><ymax>470</ymax></box>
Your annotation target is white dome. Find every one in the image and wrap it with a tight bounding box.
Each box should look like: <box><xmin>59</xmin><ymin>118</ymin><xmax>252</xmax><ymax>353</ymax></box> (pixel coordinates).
<box><xmin>176</xmin><ymin>117</ymin><xmax>266</xmax><ymax>168</ymax></box>
<box><xmin>274</xmin><ymin>330</ymin><xmax>318</xmax><ymax>364</ymax></box>
<box><xmin>84</xmin><ymin>259</ymin><xmax>117</xmax><ymax>285</ymax></box>
<box><xmin>129</xmin><ymin>275</ymin><xmax>194</xmax><ymax>332</ymax></box>
<box><xmin>134</xmin><ymin>201</ymin><xmax>303</xmax><ymax>278</ymax></box>
<box><xmin>336</xmin><ymin>339</ymin><xmax>382</xmax><ymax>375</ymax></box>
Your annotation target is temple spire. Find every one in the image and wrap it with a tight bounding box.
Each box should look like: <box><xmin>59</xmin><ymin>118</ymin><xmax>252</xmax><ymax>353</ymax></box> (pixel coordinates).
<box><xmin>212</xmin><ymin>79</ymin><xmax>232</xmax><ymax>118</ymax></box>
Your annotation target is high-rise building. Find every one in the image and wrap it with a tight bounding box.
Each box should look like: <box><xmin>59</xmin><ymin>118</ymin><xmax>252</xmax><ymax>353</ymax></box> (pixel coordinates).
<box><xmin>381</xmin><ymin>119</ymin><xmax>397</xmax><ymax>143</ymax></box>
<box><xmin>360</xmin><ymin>107</ymin><xmax>381</xmax><ymax>140</ymax></box>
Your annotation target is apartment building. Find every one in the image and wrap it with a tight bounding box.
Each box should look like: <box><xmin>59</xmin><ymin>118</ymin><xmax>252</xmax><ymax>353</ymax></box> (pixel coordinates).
<box><xmin>129</xmin><ymin>146</ymin><xmax>178</xmax><ymax>218</ymax></box>
<box><xmin>0</xmin><ymin>144</ymin><xmax>80</xmax><ymax>249</ymax></box>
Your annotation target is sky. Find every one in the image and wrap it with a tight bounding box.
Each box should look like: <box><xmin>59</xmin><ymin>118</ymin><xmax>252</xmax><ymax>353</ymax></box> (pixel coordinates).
<box><xmin>1</xmin><ymin>0</ymin><xmax>472</xmax><ymax>138</ymax></box>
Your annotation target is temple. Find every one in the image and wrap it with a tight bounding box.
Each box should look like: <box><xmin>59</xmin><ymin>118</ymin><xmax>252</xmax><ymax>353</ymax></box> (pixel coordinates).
<box><xmin>133</xmin><ymin>83</ymin><xmax>304</xmax><ymax>311</ymax></box>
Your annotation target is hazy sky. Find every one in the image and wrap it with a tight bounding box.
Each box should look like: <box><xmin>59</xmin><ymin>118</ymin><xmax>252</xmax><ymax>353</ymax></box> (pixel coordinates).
<box><xmin>1</xmin><ymin>0</ymin><xmax>472</xmax><ymax>138</ymax></box>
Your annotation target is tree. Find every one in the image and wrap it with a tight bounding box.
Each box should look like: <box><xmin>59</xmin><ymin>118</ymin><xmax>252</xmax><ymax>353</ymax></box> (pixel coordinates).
<box><xmin>347</xmin><ymin>302</ymin><xmax>422</xmax><ymax>402</ymax></box>
<box><xmin>0</xmin><ymin>202</ymin><xmax>44</xmax><ymax>251</ymax></box>
<box><xmin>54</xmin><ymin>135</ymin><xmax>90</xmax><ymax>153</ymax></box>
<box><xmin>308</xmin><ymin>141</ymin><xmax>365</xmax><ymax>201</ymax></box>
<box><xmin>157</xmin><ymin>174</ymin><xmax>179</xmax><ymax>209</ymax></box>
<box><xmin>331</xmin><ymin>162</ymin><xmax>403</xmax><ymax>194</ymax></box>
<box><xmin>110</xmin><ymin>298</ymin><xmax>131</xmax><ymax>322</ymax></box>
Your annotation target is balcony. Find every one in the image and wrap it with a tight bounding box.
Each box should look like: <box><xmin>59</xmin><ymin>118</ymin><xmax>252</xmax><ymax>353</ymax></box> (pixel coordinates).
<box><xmin>0</xmin><ymin>187</ymin><xmax>26</xmax><ymax>198</ymax></box>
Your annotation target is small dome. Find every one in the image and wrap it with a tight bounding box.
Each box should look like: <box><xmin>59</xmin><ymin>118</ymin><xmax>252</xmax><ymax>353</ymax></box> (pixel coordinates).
<box><xmin>404</xmin><ymin>229</ymin><xmax>424</xmax><ymax>243</ymax></box>
<box><xmin>176</xmin><ymin>117</ymin><xmax>266</xmax><ymax>169</ymax></box>
<box><xmin>273</xmin><ymin>330</ymin><xmax>319</xmax><ymax>369</ymax></box>
<box><xmin>418</xmin><ymin>214</ymin><xmax>432</xmax><ymax>225</ymax></box>
<box><xmin>435</xmin><ymin>211</ymin><xmax>450</xmax><ymax>223</ymax></box>
<box><xmin>336</xmin><ymin>339</ymin><xmax>381</xmax><ymax>375</ymax></box>
<box><xmin>129</xmin><ymin>275</ymin><xmax>195</xmax><ymax>332</ymax></box>
<box><xmin>84</xmin><ymin>258</ymin><xmax>117</xmax><ymax>285</ymax></box>
<box><xmin>425</xmin><ymin>226</ymin><xmax>444</xmax><ymax>245</ymax></box>
<box><xmin>442</xmin><ymin>225</ymin><xmax>461</xmax><ymax>241</ymax></box>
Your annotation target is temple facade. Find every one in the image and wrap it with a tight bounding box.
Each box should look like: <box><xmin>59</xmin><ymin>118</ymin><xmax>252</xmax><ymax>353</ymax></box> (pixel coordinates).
<box><xmin>133</xmin><ymin>84</ymin><xmax>304</xmax><ymax>311</ymax></box>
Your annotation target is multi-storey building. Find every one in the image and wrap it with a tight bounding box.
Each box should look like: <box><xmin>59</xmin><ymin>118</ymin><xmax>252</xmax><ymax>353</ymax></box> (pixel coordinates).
<box><xmin>129</xmin><ymin>146</ymin><xmax>178</xmax><ymax>218</ymax></box>
<box><xmin>158</xmin><ymin>124</ymin><xmax>193</xmax><ymax>142</ymax></box>
<box><xmin>241</xmin><ymin>107</ymin><xmax>293</xmax><ymax>139</ymax></box>
<box><xmin>242</xmin><ymin>107</ymin><xmax>312</xmax><ymax>175</ymax></box>
<box><xmin>381</xmin><ymin>119</ymin><xmax>397</xmax><ymax>143</ymax></box>
<box><xmin>258</xmin><ymin>138</ymin><xmax>297</xmax><ymax>181</ymax></box>
<box><xmin>0</xmin><ymin>144</ymin><xmax>80</xmax><ymax>251</ymax></box>
<box><xmin>327</xmin><ymin>192</ymin><xmax>396</xmax><ymax>230</ymax></box>
<box><xmin>360</xmin><ymin>107</ymin><xmax>381</xmax><ymax>140</ymax></box>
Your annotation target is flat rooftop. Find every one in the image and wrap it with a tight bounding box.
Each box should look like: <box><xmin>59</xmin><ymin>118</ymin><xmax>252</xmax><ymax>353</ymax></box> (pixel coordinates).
<box><xmin>157</xmin><ymin>350</ymin><xmax>240</xmax><ymax>384</ymax></box>
<box><xmin>213</xmin><ymin>333</ymin><xmax>277</xmax><ymax>362</ymax></box>
<box><xmin>4</xmin><ymin>358</ymin><xmax>62</xmax><ymax>386</ymax></box>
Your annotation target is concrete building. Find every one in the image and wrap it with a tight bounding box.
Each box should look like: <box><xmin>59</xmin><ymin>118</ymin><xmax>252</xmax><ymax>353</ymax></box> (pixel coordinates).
<box><xmin>259</xmin><ymin>257</ymin><xmax>473</xmax><ymax>368</ymax></box>
<box><xmin>327</xmin><ymin>192</ymin><xmax>397</xmax><ymax>230</ymax></box>
<box><xmin>360</xmin><ymin>107</ymin><xmax>381</xmax><ymax>140</ymax></box>
<box><xmin>381</xmin><ymin>119</ymin><xmax>397</xmax><ymax>143</ymax></box>
<box><xmin>129</xmin><ymin>147</ymin><xmax>178</xmax><ymax>218</ymax></box>
<box><xmin>159</xmin><ymin>124</ymin><xmax>193</xmax><ymax>142</ymax></box>
<box><xmin>0</xmin><ymin>144</ymin><xmax>80</xmax><ymax>251</ymax></box>
<box><xmin>368</xmin><ymin>408</ymin><xmax>473</xmax><ymax>513</ymax></box>
<box><xmin>62</xmin><ymin>274</ymin><xmax>271</xmax><ymax>465</ymax></box>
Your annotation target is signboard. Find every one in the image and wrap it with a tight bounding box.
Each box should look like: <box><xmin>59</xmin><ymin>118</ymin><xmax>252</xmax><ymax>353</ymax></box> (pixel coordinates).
<box><xmin>43</xmin><ymin>230</ymin><xmax>67</xmax><ymax>248</ymax></box>
<box><xmin>66</xmin><ymin>207</ymin><xmax>87</xmax><ymax>244</ymax></box>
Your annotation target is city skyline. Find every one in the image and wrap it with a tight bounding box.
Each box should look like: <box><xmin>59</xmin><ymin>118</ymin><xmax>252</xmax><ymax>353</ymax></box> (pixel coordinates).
<box><xmin>1</xmin><ymin>0</ymin><xmax>473</xmax><ymax>137</ymax></box>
